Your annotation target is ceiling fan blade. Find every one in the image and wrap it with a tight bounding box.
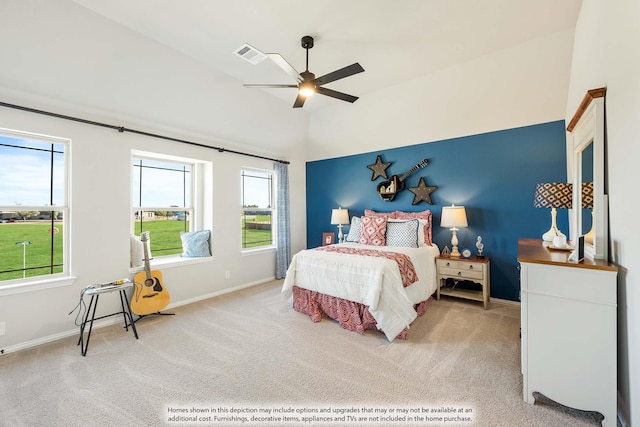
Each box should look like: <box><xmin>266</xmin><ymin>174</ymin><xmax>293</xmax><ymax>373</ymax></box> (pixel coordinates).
<box><xmin>243</xmin><ymin>84</ymin><xmax>298</xmax><ymax>88</ymax></box>
<box><xmin>292</xmin><ymin>93</ymin><xmax>307</xmax><ymax>108</ymax></box>
<box><xmin>314</xmin><ymin>63</ymin><xmax>364</xmax><ymax>86</ymax></box>
<box><xmin>267</xmin><ymin>53</ymin><xmax>302</xmax><ymax>82</ymax></box>
<box><xmin>316</xmin><ymin>86</ymin><xmax>359</xmax><ymax>103</ymax></box>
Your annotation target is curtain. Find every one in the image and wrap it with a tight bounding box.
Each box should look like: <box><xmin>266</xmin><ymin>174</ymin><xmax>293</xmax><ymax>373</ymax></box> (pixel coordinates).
<box><xmin>274</xmin><ymin>162</ymin><xmax>291</xmax><ymax>279</ymax></box>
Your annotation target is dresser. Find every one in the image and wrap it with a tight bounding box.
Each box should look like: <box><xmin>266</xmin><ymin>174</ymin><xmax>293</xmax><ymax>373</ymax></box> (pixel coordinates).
<box><xmin>517</xmin><ymin>238</ymin><xmax>618</xmax><ymax>426</ymax></box>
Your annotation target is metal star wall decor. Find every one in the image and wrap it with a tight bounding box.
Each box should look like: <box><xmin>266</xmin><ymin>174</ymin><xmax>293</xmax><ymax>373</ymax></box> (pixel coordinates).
<box><xmin>367</xmin><ymin>155</ymin><xmax>392</xmax><ymax>181</ymax></box>
<box><xmin>408</xmin><ymin>177</ymin><xmax>437</xmax><ymax>205</ymax></box>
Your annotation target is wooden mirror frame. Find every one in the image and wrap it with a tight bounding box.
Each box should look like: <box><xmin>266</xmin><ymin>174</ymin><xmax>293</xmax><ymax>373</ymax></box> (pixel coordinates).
<box><xmin>567</xmin><ymin>88</ymin><xmax>607</xmax><ymax>260</ymax></box>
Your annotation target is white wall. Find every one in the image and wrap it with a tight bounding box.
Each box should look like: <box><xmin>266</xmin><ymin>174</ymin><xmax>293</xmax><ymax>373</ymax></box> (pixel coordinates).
<box><xmin>0</xmin><ymin>1</ymin><xmax>308</xmax><ymax>351</ymax></box>
<box><xmin>307</xmin><ymin>28</ymin><xmax>576</xmax><ymax>161</ymax></box>
<box><xmin>0</xmin><ymin>93</ymin><xmax>307</xmax><ymax>351</ymax></box>
<box><xmin>566</xmin><ymin>1</ymin><xmax>640</xmax><ymax>424</ymax></box>
<box><xmin>0</xmin><ymin>0</ymin><xmax>308</xmax><ymax>153</ymax></box>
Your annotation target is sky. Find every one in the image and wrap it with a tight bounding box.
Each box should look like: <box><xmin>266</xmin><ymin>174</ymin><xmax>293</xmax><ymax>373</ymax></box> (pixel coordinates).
<box><xmin>0</xmin><ymin>135</ymin><xmax>65</xmax><ymax>207</ymax></box>
<box><xmin>1</xmin><ymin>134</ymin><xmax>272</xmax><ymax>211</ymax></box>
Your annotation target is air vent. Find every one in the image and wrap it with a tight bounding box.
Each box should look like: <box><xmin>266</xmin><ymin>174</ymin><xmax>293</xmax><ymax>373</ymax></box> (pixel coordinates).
<box><xmin>233</xmin><ymin>43</ymin><xmax>267</xmax><ymax>65</ymax></box>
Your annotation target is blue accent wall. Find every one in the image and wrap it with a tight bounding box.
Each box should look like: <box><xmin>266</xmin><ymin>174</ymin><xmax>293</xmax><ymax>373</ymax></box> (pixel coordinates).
<box><xmin>306</xmin><ymin>120</ymin><xmax>568</xmax><ymax>302</ymax></box>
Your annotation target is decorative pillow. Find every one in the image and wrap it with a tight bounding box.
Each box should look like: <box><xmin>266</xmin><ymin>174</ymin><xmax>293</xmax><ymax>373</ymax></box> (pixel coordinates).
<box><xmin>180</xmin><ymin>230</ymin><xmax>211</xmax><ymax>257</ymax></box>
<box><xmin>364</xmin><ymin>209</ymin><xmax>397</xmax><ymax>219</ymax></box>
<box><xmin>386</xmin><ymin>219</ymin><xmax>419</xmax><ymax>248</ymax></box>
<box><xmin>359</xmin><ymin>216</ymin><xmax>388</xmax><ymax>246</ymax></box>
<box><xmin>130</xmin><ymin>235</ymin><xmax>144</xmax><ymax>268</ymax></box>
<box><xmin>394</xmin><ymin>210</ymin><xmax>432</xmax><ymax>246</ymax></box>
<box><xmin>345</xmin><ymin>216</ymin><xmax>362</xmax><ymax>242</ymax></box>
<box><xmin>130</xmin><ymin>234</ymin><xmax>152</xmax><ymax>267</ymax></box>
<box><xmin>416</xmin><ymin>219</ymin><xmax>430</xmax><ymax>247</ymax></box>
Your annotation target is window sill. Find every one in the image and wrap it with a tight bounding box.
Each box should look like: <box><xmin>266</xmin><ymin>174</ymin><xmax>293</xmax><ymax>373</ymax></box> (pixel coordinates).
<box><xmin>128</xmin><ymin>254</ymin><xmax>214</xmax><ymax>274</ymax></box>
<box><xmin>0</xmin><ymin>275</ymin><xmax>77</xmax><ymax>297</ymax></box>
<box><xmin>241</xmin><ymin>246</ymin><xmax>276</xmax><ymax>256</ymax></box>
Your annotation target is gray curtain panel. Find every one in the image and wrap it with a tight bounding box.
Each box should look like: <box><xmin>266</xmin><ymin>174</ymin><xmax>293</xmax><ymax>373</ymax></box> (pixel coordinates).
<box><xmin>274</xmin><ymin>162</ymin><xmax>291</xmax><ymax>279</ymax></box>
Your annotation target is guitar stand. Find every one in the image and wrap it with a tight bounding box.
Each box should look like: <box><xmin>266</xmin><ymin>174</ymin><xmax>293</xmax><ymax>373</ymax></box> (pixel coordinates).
<box><xmin>134</xmin><ymin>311</ymin><xmax>176</xmax><ymax>323</ymax></box>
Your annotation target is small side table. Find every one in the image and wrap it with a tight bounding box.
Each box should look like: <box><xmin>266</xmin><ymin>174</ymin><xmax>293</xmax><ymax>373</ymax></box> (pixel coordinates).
<box><xmin>436</xmin><ymin>255</ymin><xmax>491</xmax><ymax>309</ymax></box>
<box><xmin>77</xmin><ymin>282</ymin><xmax>139</xmax><ymax>356</ymax></box>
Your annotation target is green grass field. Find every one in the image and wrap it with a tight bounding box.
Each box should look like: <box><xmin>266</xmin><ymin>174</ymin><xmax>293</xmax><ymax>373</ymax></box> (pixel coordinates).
<box><xmin>242</xmin><ymin>214</ymin><xmax>272</xmax><ymax>248</ymax></box>
<box><xmin>0</xmin><ymin>222</ymin><xmax>63</xmax><ymax>281</ymax></box>
<box><xmin>133</xmin><ymin>219</ymin><xmax>190</xmax><ymax>256</ymax></box>
<box><xmin>1</xmin><ymin>216</ymin><xmax>272</xmax><ymax>281</ymax></box>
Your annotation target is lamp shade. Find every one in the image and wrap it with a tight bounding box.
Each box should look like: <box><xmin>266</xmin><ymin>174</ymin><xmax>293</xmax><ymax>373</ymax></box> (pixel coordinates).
<box><xmin>330</xmin><ymin>208</ymin><xmax>349</xmax><ymax>225</ymax></box>
<box><xmin>533</xmin><ymin>183</ymin><xmax>572</xmax><ymax>209</ymax></box>
<box><xmin>581</xmin><ymin>181</ymin><xmax>594</xmax><ymax>209</ymax></box>
<box><xmin>440</xmin><ymin>205</ymin><xmax>468</xmax><ymax>228</ymax></box>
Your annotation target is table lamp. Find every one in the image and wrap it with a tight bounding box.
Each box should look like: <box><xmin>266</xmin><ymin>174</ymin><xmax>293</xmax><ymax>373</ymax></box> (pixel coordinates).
<box><xmin>533</xmin><ymin>182</ymin><xmax>572</xmax><ymax>242</ymax></box>
<box><xmin>330</xmin><ymin>207</ymin><xmax>349</xmax><ymax>243</ymax></box>
<box><xmin>440</xmin><ymin>205</ymin><xmax>468</xmax><ymax>257</ymax></box>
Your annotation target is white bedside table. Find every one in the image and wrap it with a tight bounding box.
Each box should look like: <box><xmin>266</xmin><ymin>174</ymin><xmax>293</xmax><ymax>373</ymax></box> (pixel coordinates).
<box><xmin>436</xmin><ymin>255</ymin><xmax>490</xmax><ymax>309</ymax></box>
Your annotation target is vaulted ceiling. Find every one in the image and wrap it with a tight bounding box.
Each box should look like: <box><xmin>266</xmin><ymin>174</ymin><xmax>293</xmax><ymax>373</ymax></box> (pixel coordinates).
<box><xmin>71</xmin><ymin>0</ymin><xmax>582</xmax><ymax>110</ymax></box>
<box><xmin>0</xmin><ymin>1</ymin><xmax>582</xmax><ymax>157</ymax></box>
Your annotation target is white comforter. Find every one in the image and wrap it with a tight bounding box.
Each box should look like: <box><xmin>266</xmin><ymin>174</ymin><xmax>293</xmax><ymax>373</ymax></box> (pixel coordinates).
<box><xmin>282</xmin><ymin>242</ymin><xmax>439</xmax><ymax>341</ymax></box>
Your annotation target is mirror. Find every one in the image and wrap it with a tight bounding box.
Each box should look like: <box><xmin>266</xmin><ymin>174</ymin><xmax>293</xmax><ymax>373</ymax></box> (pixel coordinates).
<box><xmin>568</xmin><ymin>88</ymin><xmax>607</xmax><ymax>260</ymax></box>
<box><xmin>581</xmin><ymin>143</ymin><xmax>593</xmax><ymax>240</ymax></box>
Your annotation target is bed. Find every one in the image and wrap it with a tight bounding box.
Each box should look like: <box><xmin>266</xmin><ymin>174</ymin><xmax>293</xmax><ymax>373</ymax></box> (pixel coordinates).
<box><xmin>282</xmin><ymin>209</ymin><xmax>439</xmax><ymax>341</ymax></box>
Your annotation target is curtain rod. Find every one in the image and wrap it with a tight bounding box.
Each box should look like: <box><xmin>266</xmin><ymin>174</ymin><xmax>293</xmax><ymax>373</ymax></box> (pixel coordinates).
<box><xmin>0</xmin><ymin>101</ymin><xmax>290</xmax><ymax>164</ymax></box>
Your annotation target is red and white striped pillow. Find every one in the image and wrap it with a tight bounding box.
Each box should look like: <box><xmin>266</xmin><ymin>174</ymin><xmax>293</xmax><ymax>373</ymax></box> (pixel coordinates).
<box><xmin>359</xmin><ymin>216</ymin><xmax>388</xmax><ymax>246</ymax></box>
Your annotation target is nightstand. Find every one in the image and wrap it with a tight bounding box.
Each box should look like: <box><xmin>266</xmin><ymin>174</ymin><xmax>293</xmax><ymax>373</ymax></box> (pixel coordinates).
<box><xmin>436</xmin><ymin>255</ymin><xmax>490</xmax><ymax>309</ymax></box>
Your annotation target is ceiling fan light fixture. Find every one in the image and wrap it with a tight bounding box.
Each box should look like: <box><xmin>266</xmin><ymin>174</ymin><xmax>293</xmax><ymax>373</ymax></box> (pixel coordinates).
<box><xmin>244</xmin><ymin>35</ymin><xmax>364</xmax><ymax>108</ymax></box>
<box><xmin>298</xmin><ymin>81</ymin><xmax>316</xmax><ymax>97</ymax></box>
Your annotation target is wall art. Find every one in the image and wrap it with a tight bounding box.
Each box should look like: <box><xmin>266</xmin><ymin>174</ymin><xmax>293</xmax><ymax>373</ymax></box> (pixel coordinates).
<box><xmin>376</xmin><ymin>158</ymin><xmax>429</xmax><ymax>201</ymax></box>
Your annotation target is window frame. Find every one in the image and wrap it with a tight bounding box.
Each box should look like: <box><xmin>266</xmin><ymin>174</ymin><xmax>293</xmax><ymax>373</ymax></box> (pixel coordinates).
<box><xmin>131</xmin><ymin>150</ymin><xmax>211</xmax><ymax>264</ymax></box>
<box><xmin>0</xmin><ymin>127</ymin><xmax>70</xmax><ymax>288</ymax></box>
<box><xmin>241</xmin><ymin>167</ymin><xmax>276</xmax><ymax>252</ymax></box>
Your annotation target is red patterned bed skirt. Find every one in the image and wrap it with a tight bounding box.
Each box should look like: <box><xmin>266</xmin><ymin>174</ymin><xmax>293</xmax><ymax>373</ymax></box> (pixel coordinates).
<box><xmin>292</xmin><ymin>285</ymin><xmax>431</xmax><ymax>340</ymax></box>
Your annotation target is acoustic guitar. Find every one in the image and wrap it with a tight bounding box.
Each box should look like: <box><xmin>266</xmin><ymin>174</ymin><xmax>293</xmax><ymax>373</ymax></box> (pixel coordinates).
<box><xmin>131</xmin><ymin>232</ymin><xmax>170</xmax><ymax>315</ymax></box>
<box><xmin>376</xmin><ymin>158</ymin><xmax>429</xmax><ymax>201</ymax></box>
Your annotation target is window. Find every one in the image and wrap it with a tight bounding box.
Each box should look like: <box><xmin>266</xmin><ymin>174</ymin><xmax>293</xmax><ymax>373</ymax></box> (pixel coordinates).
<box><xmin>132</xmin><ymin>155</ymin><xmax>193</xmax><ymax>257</ymax></box>
<box><xmin>0</xmin><ymin>129</ymin><xmax>68</xmax><ymax>283</ymax></box>
<box><xmin>241</xmin><ymin>169</ymin><xmax>274</xmax><ymax>250</ymax></box>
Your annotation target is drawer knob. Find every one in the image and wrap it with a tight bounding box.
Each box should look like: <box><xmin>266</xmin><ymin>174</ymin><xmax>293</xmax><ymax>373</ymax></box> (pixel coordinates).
<box><xmin>469</xmin><ymin>265</ymin><xmax>474</xmax><ymax>269</ymax></box>
<box><xmin>446</xmin><ymin>262</ymin><xmax>450</xmax><ymax>267</ymax></box>
<box><xmin>457</xmin><ymin>271</ymin><xmax>462</xmax><ymax>276</ymax></box>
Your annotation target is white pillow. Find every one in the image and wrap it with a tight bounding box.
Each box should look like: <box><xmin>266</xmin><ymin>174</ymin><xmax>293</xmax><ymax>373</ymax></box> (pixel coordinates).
<box><xmin>130</xmin><ymin>234</ymin><xmax>152</xmax><ymax>267</ymax></box>
<box><xmin>386</xmin><ymin>219</ymin><xmax>419</xmax><ymax>248</ymax></box>
<box><xmin>417</xmin><ymin>219</ymin><xmax>429</xmax><ymax>247</ymax></box>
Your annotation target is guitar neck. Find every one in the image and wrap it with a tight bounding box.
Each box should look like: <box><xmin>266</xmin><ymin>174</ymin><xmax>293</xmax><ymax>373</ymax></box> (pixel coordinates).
<box><xmin>399</xmin><ymin>162</ymin><xmax>425</xmax><ymax>182</ymax></box>
<box><xmin>141</xmin><ymin>233</ymin><xmax>152</xmax><ymax>280</ymax></box>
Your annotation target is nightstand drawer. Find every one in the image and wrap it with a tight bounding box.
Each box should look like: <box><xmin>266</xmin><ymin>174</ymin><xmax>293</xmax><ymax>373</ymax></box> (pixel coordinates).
<box><xmin>438</xmin><ymin>266</ymin><xmax>484</xmax><ymax>281</ymax></box>
<box><xmin>436</xmin><ymin>259</ymin><xmax>484</xmax><ymax>273</ymax></box>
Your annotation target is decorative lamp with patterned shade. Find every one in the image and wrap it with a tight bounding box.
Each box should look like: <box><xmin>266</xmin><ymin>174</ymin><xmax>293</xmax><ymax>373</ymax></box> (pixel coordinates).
<box><xmin>533</xmin><ymin>182</ymin><xmax>572</xmax><ymax>242</ymax></box>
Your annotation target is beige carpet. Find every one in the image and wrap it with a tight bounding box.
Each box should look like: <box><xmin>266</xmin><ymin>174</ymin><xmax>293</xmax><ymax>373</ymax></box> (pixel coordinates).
<box><xmin>0</xmin><ymin>280</ymin><xmax>605</xmax><ymax>426</ymax></box>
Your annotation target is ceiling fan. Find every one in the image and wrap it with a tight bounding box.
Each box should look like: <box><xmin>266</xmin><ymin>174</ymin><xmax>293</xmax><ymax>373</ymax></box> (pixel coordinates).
<box><xmin>243</xmin><ymin>35</ymin><xmax>365</xmax><ymax>108</ymax></box>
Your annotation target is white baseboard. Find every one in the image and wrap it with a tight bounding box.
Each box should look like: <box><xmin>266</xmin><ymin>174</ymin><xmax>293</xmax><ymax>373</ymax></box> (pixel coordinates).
<box><xmin>0</xmin><ymin>276</ymin><xmax>276</xmax><ymax>355</ymax></box>
<box><xmin>491</xmin><ymin>297</ymin><xmax>521</xmax><ymax>307</ymax></box>
<box><xmin>165</xmin><ymin>276</ymin><xmax>276</xmax><ymax>309</ymax></box>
